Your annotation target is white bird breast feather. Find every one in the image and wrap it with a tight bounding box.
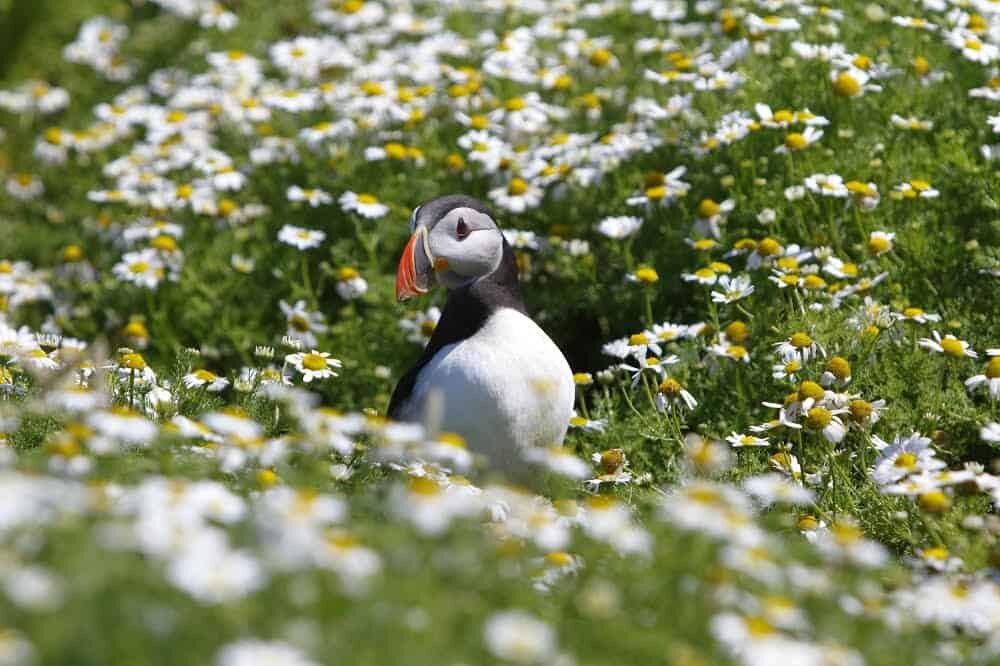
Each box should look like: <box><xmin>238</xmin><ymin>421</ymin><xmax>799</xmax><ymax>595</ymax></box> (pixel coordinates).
<box><xmin>399</xmin><ymin>308</ymin><xmax>574</xmax><ymax>469</ymax></box>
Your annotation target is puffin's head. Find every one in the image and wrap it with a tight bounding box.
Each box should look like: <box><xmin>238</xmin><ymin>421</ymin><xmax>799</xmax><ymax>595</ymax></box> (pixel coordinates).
<box><xmin>396</xmin><ymin>194</ymin><xmax>505</xmax><ymax>301</ymax></box>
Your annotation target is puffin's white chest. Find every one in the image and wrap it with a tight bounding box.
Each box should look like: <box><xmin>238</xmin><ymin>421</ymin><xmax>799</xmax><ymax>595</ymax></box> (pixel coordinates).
<box><xmin>401</xmin><ymin>308</ymin><xmax>574</xmax><ymax>469</ymax></box>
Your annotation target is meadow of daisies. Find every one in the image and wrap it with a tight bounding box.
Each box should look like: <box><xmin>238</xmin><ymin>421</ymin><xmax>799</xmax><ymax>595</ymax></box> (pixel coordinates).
<box><xmin>1</xmin><ymin>0</ymin><xmax>999</xmax><ymax>663</ymax></box>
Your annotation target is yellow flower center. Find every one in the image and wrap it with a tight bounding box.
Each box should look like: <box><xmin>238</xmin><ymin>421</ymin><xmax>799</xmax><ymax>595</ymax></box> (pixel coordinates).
<box><xmin>849</xmin><ymin>399</ymin><xmax>873</xmax><ymax>421</ymax></box>
<box><xmin>507</xmin><ymin>178</ymin><xmax>529</xmax><ymax>195</ymax></box>
<box><xmin>757</xmin><ymin>238</ymin><xmax>781</xmax><ymax>257</ymax></box>
<box><xmin>545</xmin><ymin>551</ymin><xmax>574</xmax><ymax>567</ymax></box>
<box><xmin>985</xmin><ymin>357</ymin><xmax>1000</xmax><ymax>379</ymax></box>
<box><xmin>697</xmin><ymin>198</ymin><xmax>721</xmax><ymax>218</ymax></box>
<box><xmin>894</xmin><ymin>452</ymin><xmax>918</xmax><ymax>469</ymax></box>
<box><xmin>121</xmin><ymin>353</ymin><xmax>147</xmax><ymax>371</ymax></box>
<box><xmin>919</xmin><ymin>490</ymin><xmax>950</xmax><ymax>513</ymax></box>
<box><xmin>438</xmin><ymin>432</ymin><xmax>467</xmax><ymax>448</ymax></box>
<box><xmin>832</xmin><ymin>72</ymin><xmax>861</xmax><ymax>97</ymax></box>
<box><xmin>709</xmin><ymin>261</ymin><xmax>731</xmax><ymax>274</ymax></box>
<box><xmin>773</xmin><ymin>259</ymin><xmax>802</xmax><ymax>277</ymax></box>
<box><xmin>772</xmin><ymin>110</ymin><xmax>794</xmax><ymax>124</ymax></box>
<box><xmin>725</xmin><ymin>321</ymin><xmax>748</xmax><ymax>343</ymax></box>
<box><xmin>123</xmin><ymin>321</ymin><xmax>149</xmax><ymax>339</ymax></box>
<box><xmin>826</xmin><ymin>356</ymin><xmax>851</xmax><ymax>381</ymax></box>
<box><xmin>61</xmin><ymin>244</ymin><xmax>83</xmax><ymax>262</ymax></box>
<box><xmin>803</xmin><ymin>275</ymin><xmax>826</xmax><ymax>290</ymax></box>
<box><xmin>790</xmin><ymin>332</ymin><xmax>812</xmax><ymax>348</ymax></box>
<box><xmin>629</xmin><ymin>333</ymin><xmax>650</xmax><ymax>346</ymax></box>
<box><xmin>868</xmin><ymin>237</ymin><xmax>891</xmax><ymax>255</ymax></box>
<box><xmin>589</xmin><ymin>49</ymin><xmax>612</xmax><ymax>67</ymax></box>
<box><xmin>600</xmin><ymin>448</ymin><xmax>624</xmax><ymax>473</ymax></box>
<box><xmin>645</xmin><ymin>185</ymin><xmax>667</xmax><ymax>200</ymax></box>
<box><xmin>302</xmin><ymin>353</ymin><xmax>328</xmax><ymax>371</ymax></box>
<box><xmin>356</xmin><ymin>193</ymin><xmax>378</xmax><ymax>204</ymax></box>
<box><xmin>658</xmin><ymin>377</ymin><xmax>682</xmax><ymax>396</ymax></box>
<box><xmin>384</xmin><ymin>142</ymin><xmax>407</xmax><ymax>159</ymax></box>
<box><xmin>846</xmin><ymin>181</ymin><xmax>875</xmax><ymax>197</ymax></box>
<box><xmin>289</xmin><ymin>314</ymin><xmax>311</xmax><ymax>332</ymax></box>
<box><xmin>745</xmin><ymin>616</ymin><xmax>774</xmax><ymax>638</ymax></box>
<box><xmin>635</xmin><ymin>267</ymin><xmax>659</xmax><ymax>283</ymax></box>
<box><xmin>832</xmin><ymin>522</ymin><xmax>861</xmax><ymax>544</ymax></box>
<box><xmin>784</xmin><ymin>133</ymin><xmax>808</xmax><ymax>150</ymax></box>
<box><xmin>337</xmin><ymin>267</ymin><xmax>359</xmax><ymax>281</ymax></box>
<box><xmin>505</xmin><ymin>97</ymin><xmax>526</xmax><ymax>111</ymax></box>
<box><xmin>939</xmin><ymin>338</ymin><xmax>965</xmax><ymax>359</ymax></box>
<box><xmin>805</xmin><ymin>406</ymin><xmax>832</xmax><ymax>430</ymax></box>
<box><xmin>409</xmin><ymin>477</ymin><xmax>440</xmax><ymax>496</ymax></box>
<box><xmin>151</xmin><ymin>236</ymin><xmax>177</xmax><ymax>252</ymax></box>
<box><xmin>420</xmin><ymin>320</ymin><xmax>436</xmax><ymax>336</ymax></box>
<box><xmin>193</xmin><ymin>369</ymin><xmax>217</xmax><ymax>382</ymax></box>
<box><xmin>922</xmin><ymin>546</ymin><xmax>949</xmax><ymax>561</ymax></box>
<box><xmin>903</xmin><ymin>307</ymin><xmax>923</xmax><ymax>318</ymax></box>
<box><xmin>798</xmin><ymin>380</ymin><xmax>824</xmax><ymax>401</ymax></box>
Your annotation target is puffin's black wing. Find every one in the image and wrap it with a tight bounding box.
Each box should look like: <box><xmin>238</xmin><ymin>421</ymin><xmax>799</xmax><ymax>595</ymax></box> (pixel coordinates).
<box><xmin>387</xmin><ymin>239</ymin><xmax>525</xmax><ymax>419</ymax></box>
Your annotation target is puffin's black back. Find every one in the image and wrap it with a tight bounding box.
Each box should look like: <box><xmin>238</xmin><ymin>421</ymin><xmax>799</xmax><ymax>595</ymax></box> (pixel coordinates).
<box><xmin>387</xmin><ymin>237</ymin><xmax>525</xmax><ymax>418</ymax></box>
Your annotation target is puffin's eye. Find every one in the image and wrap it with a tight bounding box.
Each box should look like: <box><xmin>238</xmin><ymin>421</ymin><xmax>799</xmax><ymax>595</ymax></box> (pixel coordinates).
<box><xmin>456</xmin><ymin>217</ymin><xmax>470</xmax><ymax>239</ymax></box>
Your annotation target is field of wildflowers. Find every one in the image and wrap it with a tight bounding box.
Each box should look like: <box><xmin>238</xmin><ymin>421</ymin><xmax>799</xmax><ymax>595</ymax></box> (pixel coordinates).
<box><xmin>1</xmin><ymin>0</ymin><xmax>999</xmax><ymax>663</ymax></box>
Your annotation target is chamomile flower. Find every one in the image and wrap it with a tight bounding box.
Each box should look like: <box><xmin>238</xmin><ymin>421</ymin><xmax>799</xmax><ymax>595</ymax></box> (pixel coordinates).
<box><xmin>482</xmin><ymin>611</ymin><xmax>558</xmax><ymax>665</ymax></box>
<box><xmin>804</xmin><ymin>173</ymin><xmax>848</xmax><ymax>198</ymax></box>
<box><xmin>523</xmin><ymin>446</ymin><xmax>590</xmax><ymax>480</ymax></box>
<box><xmin>727</xmin><ymin>433</ymin><xmax>770</xmax><ymax>448</ymax></box>
<box><xmin>693</xmin><ymin>198</ymin><xmax>735</xmax><ymax>239</ymax></box>
<box><xmin>287</xmin><ymin>185</ymin><xmax>332</xmax><ymax>207</ymax></box>
<box><xmin>891</xmin><ymin>115</ymin><xmax>934</xmax><ymax>132</ymax></box>
<box><xmin>774</xmin><ymin>126</ymin><xmax>823</xmax><ymax>154</ymax></box>
<box><xmin>654</xmin><ymin>377</ymin><xmax>697</xmax><ymax>412</ymax></box>
<box><xmin>710</xmin><ymin>341</ymin><xmax>751</xmax><ymax>364</ymax></box>
<box><xmin>596</xmin><ymin>216</ymin><xmax>642</xmax><ymax>239</ymax></box>
<box><xmin>334</xmin><ymin>267</ymin><xmax>368</xmax><ymax>300</ymax></box>
<box><xmin>871</xmin><ymin>432</ymin><xmax>941</xmax><ymax>481</ymax></box>
<box><xmin>182</xmin><ymin>369</ymin><xmax>230</xmax><ymax>392</ymax></box>
<box><xmin>5</xmin><ymin>173</ymin><xmax>44</xmax><ymax>201</ymax></box>
<box><xmin>285</xmin><ymin>350</ymin><xmax>342</xmax><ymax>383</ymax></box>
<box><xmin>216</xmin><ymin>640</ymin><xmax>317</xmax><ymax>666</ymax></box>
<box><xmin>339</xmin><ymin>191</ymin><xmax>389</xmax><ymax>219</ymax></box>
<box><xmin>620</xmin><ymin>355</ymin><xmax>678</xmax><ymax>387</ymax></box>
<box><xmin>894</xmin><ymin>180</ymin><xmax>939</xmax><ymax>199</ymax></box>
<box><xmin>774</xmin><ymin>332</ymin><xmax>824</xmax><ymax>364</ymax></box>
<box><xmin>893</xmin><ymin>307</ymin><xmax>941</xmax><ymax>325</ymax></box>
<box><xmin>277</xmin><ymin>225</ymin><xmax>326</xmax><ymax>250</ymax></box>
<box><xmin>711</xmin><ymin>274</ymin><xmax>755</xmax><ymax>304</ymax></box>
<box><xmin>399</xmin><ymin>307</ymin><xmax>441</xmax><ymax>345</ymax></box>
<box><xmin>280</xmin><ymin>300</ymin><xmax>328</xmax><ymax>349</ymax></box>
<box><xmin>965</xmin><ymin>353</ymin><xmax>1000</xmax><ymax>399</ymax></box>
<box><xmin>489</xmin><ymin>177</ymin><xmax>543</xmax><ymax>213</ymax></box>
<box><xmin>918</xmin><ymin>330</ymin><xmax>977</xmax><ymax>359</ymax></box>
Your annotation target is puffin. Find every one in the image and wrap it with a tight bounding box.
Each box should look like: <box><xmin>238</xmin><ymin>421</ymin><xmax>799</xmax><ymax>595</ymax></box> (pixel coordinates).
<box><xmin>388</xmin><ymin>194</ymin><xmax>575</xmax><ymax>473</ymax></box>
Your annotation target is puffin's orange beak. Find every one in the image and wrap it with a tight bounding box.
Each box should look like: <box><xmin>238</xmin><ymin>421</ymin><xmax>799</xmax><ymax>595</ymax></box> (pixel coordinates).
<box><xmin>396</xmin><ymin>226</ymin><xmax>432</xmax><ymax>302</ymax></box>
